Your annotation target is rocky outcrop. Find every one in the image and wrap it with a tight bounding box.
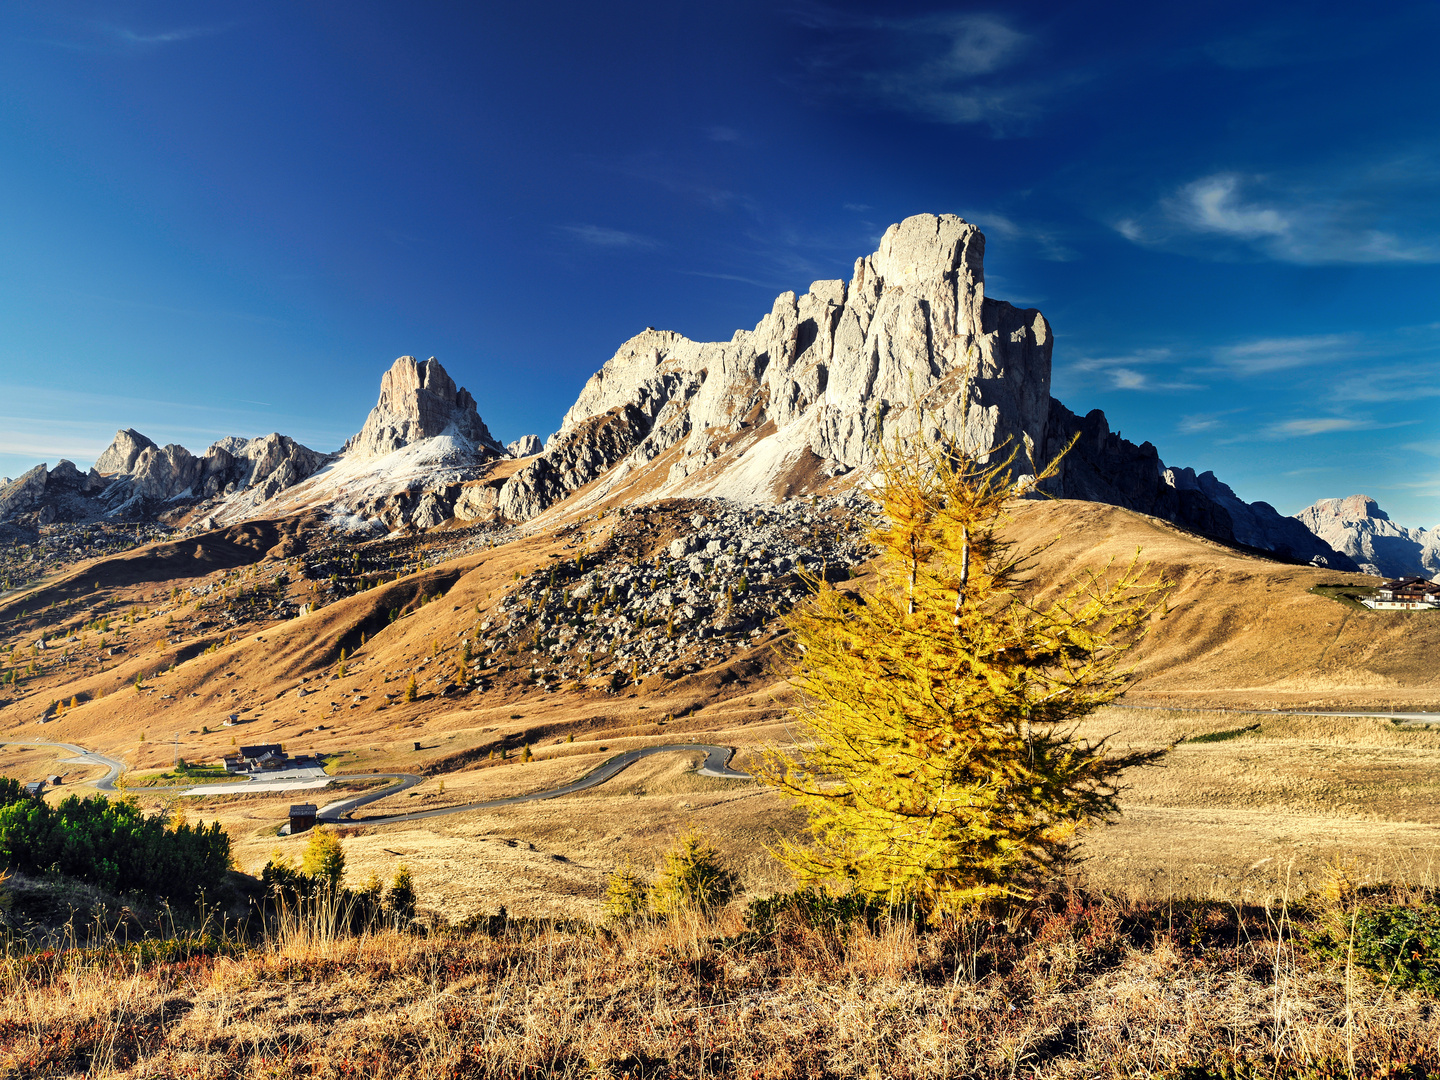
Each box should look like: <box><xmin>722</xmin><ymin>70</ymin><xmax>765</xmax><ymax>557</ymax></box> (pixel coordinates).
<box><xmin>1043</xmin><ymin>402</ymin><xmax>1357</xmax><ymax>569</ymax></box>
<box><xmin>497</xmin><ymin>404</ymin><xmax>652</xmax><ymax>520</ymax></box>
<box><xmin>93</xmin><ymin>428</ymin><xmax>157</xmax><ymax>476</ymax></box>
<box><xmin>507</xmin><ymin>434</ymin><xmax>542</xmax><ymax>458</ymax></box>
<box><xmin>1294</xmin><ymin>495</ymin><xmax>1439</xmax><ymax>579</ymax></box>
<box><xmin>0</xmin><ymin>461</ymin><xmax>107</xmax><ymax>526</ymax></box>
<box><xmin>0</xmin><ymin>428</ymin><xmax>328</xmax><ymax>528</ymax></box>
<box><xmin>498</xmin><ymin>213</ymin><xmax>1052</xmax><ymax>516</ymax></box>
<box><xmin>488</xmin><ymin>212</ymin><xmax>1356</xmax><ymax>569</ymax></box>
<box><xmin>343</xmin><ymin>356</ymin><xmax>504</xmax><ymax>461</ymax></box>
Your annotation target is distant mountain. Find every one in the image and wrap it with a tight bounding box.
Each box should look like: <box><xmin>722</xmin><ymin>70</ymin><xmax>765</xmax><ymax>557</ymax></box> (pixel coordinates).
<box><xmin>213</xmin><ymin>354</ymin><xmax>511</xmax><ymax>531</ymax></box>
<box><xmin>0</xmin><ymin>430</ymin><xmax>327</xmax><ymax>529</ymax></box>
<box><xmin>0</xmin><ymin>217</ymin><xmax>1372</xmax><ymax>575</ymax></box>
<box><xmin>1293</xmin><ymin>495</ymin><xmax>1439</xmax><ymax>580</ymax></box>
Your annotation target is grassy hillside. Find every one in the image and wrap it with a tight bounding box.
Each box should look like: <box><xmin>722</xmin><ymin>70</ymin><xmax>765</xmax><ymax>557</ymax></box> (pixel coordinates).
<box><xmin>1</xmin><ymin>498</ymin><xmax>1437</xmax><ymax>921</ymax></box>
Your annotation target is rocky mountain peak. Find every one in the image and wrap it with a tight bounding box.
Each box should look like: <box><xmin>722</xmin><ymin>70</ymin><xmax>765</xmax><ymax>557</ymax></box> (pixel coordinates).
<box><xmin>93</xmin><ymin>428</ymin><xmax>158</xmax><ymax>476</ymax></box>
<box><xmin>343</xmin><ymin>355</ymin><xmax>504</xmax><ymax>461</ymax></box>
<box><xmin>495</xmin><ymin>212</ymin><xmax>1049</xmax><ymax>519</ymax></box>
<box><xmin>1294</xmin><ymin>494</ymin><xmax>1436</xmax><ymax>579</ymax></box>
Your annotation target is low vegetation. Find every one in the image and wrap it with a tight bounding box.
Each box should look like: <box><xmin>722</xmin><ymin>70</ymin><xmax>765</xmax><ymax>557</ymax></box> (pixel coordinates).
<box><xmin>3</xmin><ymin>873</ymin><xmax>1439</xmax><ymax>1078</ymax></box>
<box><xmin>0</xmin><ymin>777</ymin><xmax>230</xmax><ymax>900</ymax></box>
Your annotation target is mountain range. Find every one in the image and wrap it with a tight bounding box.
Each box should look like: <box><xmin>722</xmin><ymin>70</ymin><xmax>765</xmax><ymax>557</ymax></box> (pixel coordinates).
<box><xmin>1</xmin><ymin>213</ymin><xmax>1430</xmax><ymax>579</ymax></box>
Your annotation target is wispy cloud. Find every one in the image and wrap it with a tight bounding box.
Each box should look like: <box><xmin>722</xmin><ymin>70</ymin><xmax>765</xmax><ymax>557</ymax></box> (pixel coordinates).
<box><xmin>1066</xmin><ymin>348</ymin><xmax>1202</xmax><ymax>392</ymax></box>
<box><xmin>35</xmin><ymin>20</ymin><xmax>235</xmax><ymax>53</ymax></box>
<box><xmin>1116</xmin><ymin>170</ymin><xmax>1440</xmax><ymax>265</ymax></box>
<box><xmin>965</xmin><ymin>210</ymin><xmax>1077</xmax><ymax>262</ymax></box>
<box><xmin>793</xmin><ymin>7</ymin><xmax>1062</xmax><ymax>135</ymax></box>
<box><xmin>705</xmin><ymin>126</ymin><xmax>742</xmax><ymax>143</ymax></box>
<box><xmin>1261</xmin><ymin>416</ymin><xmax>1416</xmax><ymax>439</ymax></box>
<box><xmin>1177</xmin><ymin>410</ymin><xmax>1243</xmax><ymax>434</ymax></box>
<box><xmin>1212</xmin><ymin>333</ymin><xmax>1359</xmax><ymax>374</ymax></box>
<box><xmin>556</xmin><ymin>224</ymin><xmax>659</xmax><ymax>250</ymax></box>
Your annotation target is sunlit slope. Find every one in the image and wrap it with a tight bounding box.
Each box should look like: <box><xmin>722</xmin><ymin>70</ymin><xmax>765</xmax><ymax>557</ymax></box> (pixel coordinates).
<box><xmin>1006</xmin><ymin>499</ymin><xmax>1438</xmax><ymax>708</ymax></box>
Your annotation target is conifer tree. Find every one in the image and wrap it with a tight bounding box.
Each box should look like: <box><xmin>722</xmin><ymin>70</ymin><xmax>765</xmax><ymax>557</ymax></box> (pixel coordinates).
<box><xmin>762</xmin><ymin>436</ymin><xmax>1168</xmax><ymax>913</ymax></box>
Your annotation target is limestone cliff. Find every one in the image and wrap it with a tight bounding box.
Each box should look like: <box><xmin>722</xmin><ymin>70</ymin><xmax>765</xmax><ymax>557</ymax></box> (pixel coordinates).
<box><xmin>497</xmin><ymin>214</ymin><xmax>1052</xmax><ymax>519</ymax></box>
<box><xmin>1294</xmin><ymin>495</ymin><xmax>1439</xmax><ymax>579</ymax></box>
<box><xmin>343</xmin><ymin>356</ymin><xmax>504</xmax><ymax>461</ymax></box>
<box><xmin>490</xmin><ymin>211</ymin><xmax>1355</xmax><ymax>570</ymax></box>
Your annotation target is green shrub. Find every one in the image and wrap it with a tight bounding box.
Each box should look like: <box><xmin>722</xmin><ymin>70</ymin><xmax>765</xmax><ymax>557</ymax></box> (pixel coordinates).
<box><xmin>744</xmin><ymin>887</ymin><xmax>888</xmax><ymax>936</ymax></box>
<box><xmin>604</xmin><ymin>867</ymin><xmax>651</xmax><ymax>923</ymax></box>
<box><xmin>650</xmin><ymin>831</ymin><xmax>738</xmax><ymax>917</ymax></box>
<box><xmin>1310</xmin><ymin>898</ymin><xmax>1440</xmax><ymax>993</ymax></box>
<box><xmin>0</xmin><ymin>785</ymin><xmax>230</xmax><ymax>900</ymax></box>
<box><xmin>386</xmin><ymin>864</ymin><xmax>417</xmax><ymax>924</ymax></box>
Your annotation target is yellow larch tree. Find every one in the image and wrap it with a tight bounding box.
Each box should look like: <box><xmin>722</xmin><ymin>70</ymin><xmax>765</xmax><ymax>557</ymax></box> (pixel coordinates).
<box><xmin>762</xmin><ymin>435</ymin><xmax>1169</xmax><ymax>914</ymax></box>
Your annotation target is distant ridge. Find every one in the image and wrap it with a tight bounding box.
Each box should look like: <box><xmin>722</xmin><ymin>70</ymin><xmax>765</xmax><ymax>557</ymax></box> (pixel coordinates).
<box><xmin>1294</xmin><ymin>495</ymin><xmax>1439</xmax><ymax>580</ymax></box>
<box><xmin>0</xmin><ymin>215</ymin><xmax>1369</xmax><ymax>573</ymax></box>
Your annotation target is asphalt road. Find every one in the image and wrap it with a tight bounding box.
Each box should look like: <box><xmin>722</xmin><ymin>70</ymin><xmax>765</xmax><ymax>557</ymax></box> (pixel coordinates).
<box><xmin>317</xmin><ymin>743</ymin><xmax>750</xmax><ymax>828</ymax></box>
<box><xmin>0</xmin><ymin>739</ymin><xmax>127</xmax><ymax>790</ymax></box>
<box><xmin>1113</xmin><ymin>704</ymin><xmax>1440</xmax><ymax>724</ymax></box>
<box><xmin>1</xmin><ymin>737</ymin><xmax>750</xmax><ymax>832</ymax></box>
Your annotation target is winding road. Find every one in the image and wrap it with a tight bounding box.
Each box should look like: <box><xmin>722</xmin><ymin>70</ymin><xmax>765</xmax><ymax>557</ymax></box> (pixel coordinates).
<box><xmin>0</xmin><ymin>737</ymin><xmax>750</xmax><ymax>831</ymax></box>
<box><xmin>316</xmin><ymin>743</ymin><xmax>749</xmax><ymax>829</ymax></box>
<box><xmin>0</xmin><ymin>739</ymin><xmax>127</xmax><ymax>790</ymax></box>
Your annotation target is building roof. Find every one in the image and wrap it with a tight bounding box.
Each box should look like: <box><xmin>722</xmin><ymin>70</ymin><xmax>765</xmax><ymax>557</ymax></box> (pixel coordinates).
<box><xmin>289</xmin><ymin>803</ymin><xmax>318</xmax><ymax>815</ymax></box>
<box><xmin>238</xmin><ymin>744</ymin><xmax>284</xmax><ymax>758</ymax></box>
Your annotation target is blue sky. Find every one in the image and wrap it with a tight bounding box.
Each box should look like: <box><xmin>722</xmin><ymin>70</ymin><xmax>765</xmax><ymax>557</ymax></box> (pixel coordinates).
<box><xmin>1</xmin><ymin>1</ymin><xmax>1437</xmax><ymax>526</ymax></box>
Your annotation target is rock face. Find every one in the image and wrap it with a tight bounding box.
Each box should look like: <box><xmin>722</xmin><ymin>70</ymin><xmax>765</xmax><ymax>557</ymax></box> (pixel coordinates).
<box><xmin>0</xmin><ymin>429</ymin><xmax>328</xmax><ymax>529</ymax></box>
<box><xmin>490</xmin><ymin>211</ymin><xmax>1355</xmax><ymax>570</ymax></box>
<box><xmin>507</xmin><ymin>434</ymin><xmax>542</xmax><ymax>458</ymax></box>
<box><xmin>1043</xmin><ymin>402</ymin><xmax>1357</xmax><ymax>570</ymax></box>
<box><xmin>1294</xmin><ymin>495</ymin><xmax>1439</xmax><ymax>579</ymax></box>
<box><xmin>343</xmin><ymin>356</ymin><xmax>504</xmax><ymax>461</ymax></box>
<box><xmin>498</xmin><ymin>213</ymin><xmax>1052</xmax><ymax>516</ymax></box>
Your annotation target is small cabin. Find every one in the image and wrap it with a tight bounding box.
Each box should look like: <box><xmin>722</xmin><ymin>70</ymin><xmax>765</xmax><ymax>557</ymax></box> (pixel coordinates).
<box><xmin>289</xmin><ymin>804</ymin><xmax>318</xmax><ymax>834</ymax></box>
<box><xmin>236</xmin><ymin>744</ymin><xmax>289</xmax><ymax>770</ymax></box>
<box><xmin>23</xmin><ymin>780</ymin><xmax>45</xmax><ymax>798</ymax></box>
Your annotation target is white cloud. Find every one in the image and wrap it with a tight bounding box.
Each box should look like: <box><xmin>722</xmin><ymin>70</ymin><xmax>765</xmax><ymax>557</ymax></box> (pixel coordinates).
<box><xmin>1067</xmin><ymin>348</ymin><xmax>1203</xmax><ymax>392</ymax></box>
<box><xmin>796</xmin><ymin>8</ymin><xmax>1058</xmax><ymax>134</ymax></box>
<box><xmin>557</xmin><ymin>225</ymin><xmax>659</xmax><ymax>250</ymax></box>
<box><xmin>1172</xmin><ymin>174</ymin><xmax>1289</xmax><ymax>238</ymax></box>
<box><xmin>1116</xmin><ymin>170</ymin><xmax>1440</xmax><ymax>265</ymax></box>
<box><xmin>1261</xmin><ymin>416</ymin><xmax>1416</xmax><ymax>439</ymax></box>
<box><xmin>1212</xmin><ymin>333</ymin><xmax>1358</xmax><ymax>374</ymax></box>
<box><xmin>964</xmin><ymin>210</ymin><xmax>1077</xmax><ymax>261</ymax></box>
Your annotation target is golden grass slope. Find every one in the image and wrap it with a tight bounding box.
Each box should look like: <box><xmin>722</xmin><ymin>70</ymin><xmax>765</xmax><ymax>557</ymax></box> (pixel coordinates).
<box><xmin>2</xmin><ymin>497</ymin><xmax>1438</xmax><ymax>917</ymax></box>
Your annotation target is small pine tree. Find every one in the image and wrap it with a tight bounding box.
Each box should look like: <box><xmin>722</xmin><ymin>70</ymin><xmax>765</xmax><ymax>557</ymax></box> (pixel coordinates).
<box><xmin>404</xmin><ymin>674</ymin><xmax>418</xmax><ymax>703</ymax></box>
<box><xmin>604</xmin><ymin>866</ymin><xmax>651</xmax><ymax>923</ymax></box>
<box><xmin>650</xmin><ymin>830</ymin><xmax>738</xmax><ymax>917</ymax></box>
<box><xmin>300</xmin><ymin>827</ymin><xmax>346</xmax><ymax>891</ymax></box>
<box><xmin>521</xmin><ymin>744</ymin><xmax>533</xmax><ymax>763</ymax></box>
<box><xmin>385</xmin><ymin>864</ymin><xmax>417</xmax><ymax>924</ymax></box>
<box><xmin>761</xmin><ymin>435</ymin><xmax>1168</xmax><ymax>913</ymax></box>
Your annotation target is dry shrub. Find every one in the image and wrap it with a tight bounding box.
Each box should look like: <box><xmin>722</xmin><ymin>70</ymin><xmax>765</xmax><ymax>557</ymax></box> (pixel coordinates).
<box><xmin>2</xmin><ymin>887</ymin><xmax>1440</xmax><ymax>1078</ymax></box>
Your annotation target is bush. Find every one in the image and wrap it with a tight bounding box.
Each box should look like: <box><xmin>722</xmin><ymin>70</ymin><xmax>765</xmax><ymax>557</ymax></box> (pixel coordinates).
<box><xmin>604</xmin><ymin>867</ymin><xmax>651</xmax><ymax>924</ymax></box>
<box><xmin>1310</xmin><ymin>897</ymin><xmax>1440</xmax><ymax>993</ymax></box>
<box><xmin>650</xmin><ymin>831</ymin><xmax>738</xmax><ymax>917</ymax></box>
<box><xmin>299</xmin><ymin>828</ymin><xmax>345</xmax><ymax>891</ymax></box>
<box><xmin>386</xmin><ymin>864</ymin><xmax>417</xmax><ymax>924</ymax></box>
<box><xmin>744</xmin><ymin>887</ymin><xmax>889</xmax><ymax>936</ymax></box>
<box><xmin>0</xmin><ymin>786</ymin><xmax>230</xmax><ymax>901</ymax></box>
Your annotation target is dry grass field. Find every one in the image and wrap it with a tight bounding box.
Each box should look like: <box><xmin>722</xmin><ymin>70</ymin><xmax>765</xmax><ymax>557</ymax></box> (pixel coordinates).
<box><xmin>3</xmin><ymin>497</ymin><xmax>1438</xmax><ymax>920</ymax></box>
<box><xmin>4</xmin><ymin>499</ymin><xmax>1440</xmax><ymax>1077</ymax></box>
